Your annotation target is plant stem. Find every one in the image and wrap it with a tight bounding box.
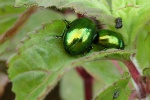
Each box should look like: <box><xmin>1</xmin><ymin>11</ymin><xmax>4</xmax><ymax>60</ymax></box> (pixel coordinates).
<box><xmin>122</xmin><ymin>59</ymin><xmax>147</xmax><ymax>98</ymax></box>
<box><xmin>111</xmin><ymin>60</ymin><xmax>124</xmax><ymax>74</ymax></box>
<box><xmin>0</xmin><ymin>6</ymin><xmax>38</xmax><ymax>44</ymax></box>
<box><xmin>76</xmin><ymin>67</ymin><xmax>93</xmax><ymax>100</ymax></box>
<box><xmin>123</xmin><ymin>60</ymin><xmax>141</xmax><ymax>83</ymax></box>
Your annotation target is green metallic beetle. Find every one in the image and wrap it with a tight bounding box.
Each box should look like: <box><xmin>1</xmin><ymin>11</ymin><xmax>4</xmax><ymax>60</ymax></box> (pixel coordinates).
<box><xmin>62</xmin><ymin>18</ymin><xmax>97</xmax><ymax>55</ymax></box>
<box><xmin>93</xmin><ymin>29</ymin><xmax>125</xmax><ymax>50</ymax></box>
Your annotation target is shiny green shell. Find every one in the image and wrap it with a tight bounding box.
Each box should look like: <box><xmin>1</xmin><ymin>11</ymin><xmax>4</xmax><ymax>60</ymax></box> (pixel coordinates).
<box><xmin>93</xmin><ymin>29</ymin><xmax>125</xmax><ymax>49</ymax></box>
<box><xmin>63</xmin><ymin>18</ymin><xmax>97</xmax><ymax>55</ymax></box>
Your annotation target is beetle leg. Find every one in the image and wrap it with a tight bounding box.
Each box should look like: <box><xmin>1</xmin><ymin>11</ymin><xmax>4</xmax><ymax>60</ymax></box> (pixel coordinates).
<box><xmin>55</xmin><ymin>19</ymin><xmax>70</xmax><ymax>38</ymax></box>
<box><xmin>103</xmin><ymin>48</ymin><xmax>107</xmax><ymax>51</ymax></box>
<box><xmin>62</xmin><ymin>19</ymin><xmax>70</xmax><ymax>28</ymax></box>
<box><xmin>55</xmin><ymin>35</ymin><xmax>63</xmax><ymax>38</ymax></box>
<box><xmin>81</xmin><ymin>46</ymin><xmax>93</xmax><ymax>56</ymax></box>
<box><xmin>55</xmin><ymin>27</ymin><xmax>66</xmax><ymax>38</ymax></box>
<box><xmin>99</xmin><ymin>44</ymin><xmax>108</xmax><ymax>51</ymax></box>
<box><xmin>93</xmin><ymin>32</ymin><xmax>99</xmax><ymax>43</ymax></box>
<box><xmin>82</xmin><ymin>53</ymin><xmax>85</xmax><ymax>56</ymax></box>
<box><xmin>87</xmin><ymin>46</ymin><xmax>93</xmax><ymax>53</ymax></box>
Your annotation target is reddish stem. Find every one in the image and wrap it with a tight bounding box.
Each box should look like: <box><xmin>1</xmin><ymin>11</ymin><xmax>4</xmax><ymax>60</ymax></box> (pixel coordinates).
<box><xmin>129</xmin><ymin>90</ymin><xmax>139</xmax><ymax>100</ymax></box>
<box><xmin>122</xmin><ymin>59</ymin><xmax>147</xmax><ymax>98</ymax></box>
<box><xmin>76</xmin><ymin>67</ymin><xmax>93</xmax><ymax>100</ymax></box>
<box><xmin>0</xmin><ymin>6</ymin><xmax>38</xmax><ymax>44</ymax></box>
<box><xmin>123</xmin><ymin>60</ymin><xmax>140</xmax><ymax>83</ymax></box>
<box><xmin>111</xmin><ymin>60</ymin><xmax>124</xmax><ymax>74</ymax></box>
<box><xmin>112</xmin><ymin>60</ymin><xmax>134</xmax><ymax>89</ymax></box>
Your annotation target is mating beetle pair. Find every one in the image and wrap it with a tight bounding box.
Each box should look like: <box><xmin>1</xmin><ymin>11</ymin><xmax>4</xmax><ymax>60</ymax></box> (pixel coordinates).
<box><xmin>61</xmin><ymin>18</ymin><xmax>125</xmax><ymax>56</ymax></box>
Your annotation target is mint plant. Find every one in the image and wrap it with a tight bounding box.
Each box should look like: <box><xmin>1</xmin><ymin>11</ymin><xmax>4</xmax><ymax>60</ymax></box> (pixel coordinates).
<box><xmin>0</xmin><ymin>0</ymin><xmax>150</xmax><ymax>100</ymax></box>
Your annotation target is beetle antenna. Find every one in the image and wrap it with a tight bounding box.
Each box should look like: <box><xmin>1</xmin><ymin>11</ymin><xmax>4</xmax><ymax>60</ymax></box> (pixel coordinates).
<box><xmin>62</xmin><ymin>19</ymin><xmax>70</xmax><ymax>28</ymax></box>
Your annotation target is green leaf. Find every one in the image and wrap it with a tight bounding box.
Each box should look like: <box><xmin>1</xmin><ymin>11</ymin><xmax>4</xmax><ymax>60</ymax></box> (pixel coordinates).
<box><xmin>60</xmin><ymin>68</ymin><xmax>112</xmax><ymax>100</ymax></box>
<box><xmin>0</xmin><ymin>8</ymin><xmax>64</xmax><ymax>61</ymax></box>
<box><xmin>83</xmin><ymin>60</ymin><xmax>131</xmax><ymax>100</ymax></box>
<box><xmin>130</xmin><ymin>5</ymin><xmax>150</xmax><ymax>45</ymax></box>
<box><xmin>143</xmin><ymin>67</ymin><xmax>150</xmax><ymax>77</ymax></box>
<box><xmin>0</xmin><ymin>0</ymin><xmax>25</xmax><ymax>57</ymax></box>
<box><xmin>8</xmin><ymin>20</ymin><xmax>134</xmax><ymax>100</ymax></box>
<box><xmin>136</xmin><ymin>31</ymin><xmax>149</xmax><ymax>68</ymax></box>
<box><xmin>0</xmin><ymin>0</ymin><xmax>25</xmax><ymax>35</ymax></box>
<box><xmin>145</xmin><ymin>33</ymin><xmax>150</xmax><ymax>65</ymax></box>
<box><xmin>0</xmin><ymin>40</ymin><xmax>10</xmax><ymax>54</ymax></box>
<box><xmin>137</xmin><ymin>0</ymin><xmax>150</xmax><ymax>5</ymax></box>
<box><xmin>94</xmin><ymin>73</ymin><xmax>130</xmax><ymax>100</ymax></box>
<box><xmin>14</xmin><ymin>0</ymin><xmax>150</xmax><ymax>48</ymax></box>
<box><xmin>60</xmin><ymin>69</ymin><xmax>84</xmax><ymax>100</ymax></box>
<box><xmin>15</xmin><ymin>0</ymin><xmax>115</xmax><ymax>25</ymax></box>
<box><xmin>110</xmin><ymin>0</ymin><xmax>150</xmax><ymax>47</ymax></box>
<box><xmin>83</xmin><ymin>60</ymin><xmax>121</xmax><ymax>84</ymax></box>
<box><xmin>8</xmin><ymin>20</ymin><xmax>70</xmax><ymax>100</ymax></box>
